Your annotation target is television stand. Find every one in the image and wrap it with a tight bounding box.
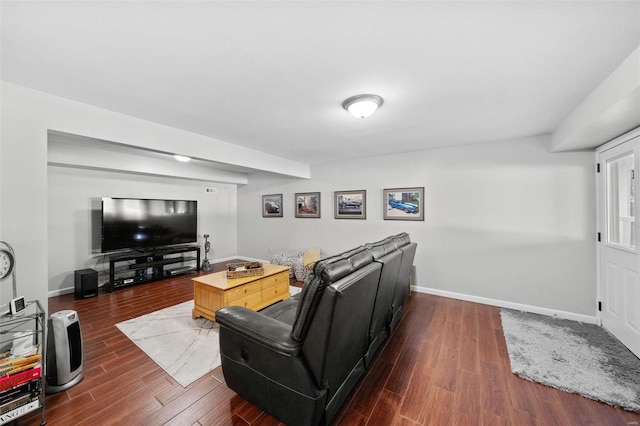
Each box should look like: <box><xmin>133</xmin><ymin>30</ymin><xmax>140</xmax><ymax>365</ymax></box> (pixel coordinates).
<box><xmin>105</xmin><ymin>245</ymin><xmax>201</xmax><ymax>292</ymax></box>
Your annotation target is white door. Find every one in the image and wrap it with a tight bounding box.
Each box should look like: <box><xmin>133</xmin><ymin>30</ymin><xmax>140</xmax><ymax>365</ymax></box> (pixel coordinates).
<box><xmin>598</xmin><ymin>135</ymin><xmax>640</xmax><ymax>358</ymax></box>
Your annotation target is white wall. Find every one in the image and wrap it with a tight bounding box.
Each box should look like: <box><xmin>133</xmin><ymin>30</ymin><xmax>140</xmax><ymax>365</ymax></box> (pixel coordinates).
<box><xmin>238</xmin><ymin>135</ymin><xmax>597</xmax><ymax>318</ymax></box>
<box><xmin>47</xmin><ymin>166</ymin><xmax>237</xmax><ymax>295</ymax></box>
<box><xmin>0</xmin><ymin>82</ymin><xmax>49</xmax><ymax>309</ymax></box>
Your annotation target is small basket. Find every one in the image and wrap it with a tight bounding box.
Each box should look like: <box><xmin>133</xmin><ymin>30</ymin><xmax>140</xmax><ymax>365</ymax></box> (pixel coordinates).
<box><xmin>226</xmin><ymin>261</ymin><xmax>264</xmax><ymax>279</ymax></box>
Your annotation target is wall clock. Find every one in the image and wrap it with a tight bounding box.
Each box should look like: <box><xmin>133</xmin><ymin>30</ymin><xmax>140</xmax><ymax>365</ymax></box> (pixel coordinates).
<box><xmin>0</xmin><ymin>242</ymin><xmax>18</xmax><ymax>309</ymax></box>
<box><xmin>0</xmin><ymin>243</ymin><xmax>15</xmax><ymax>280</ymax></box>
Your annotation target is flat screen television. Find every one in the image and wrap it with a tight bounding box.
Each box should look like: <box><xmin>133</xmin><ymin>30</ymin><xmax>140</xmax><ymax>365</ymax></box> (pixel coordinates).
<box><xmin>101</xmin><ymin>198</ymin><xmax>198</xmax><ymax>252</ymax></box>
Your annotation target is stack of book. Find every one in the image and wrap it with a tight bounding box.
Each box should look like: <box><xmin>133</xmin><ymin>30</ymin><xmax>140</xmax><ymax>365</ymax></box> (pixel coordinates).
<box><xmin>0</xmin><ymin>345</ymin><xmax>42</xmax><ymax>424</ymax></box>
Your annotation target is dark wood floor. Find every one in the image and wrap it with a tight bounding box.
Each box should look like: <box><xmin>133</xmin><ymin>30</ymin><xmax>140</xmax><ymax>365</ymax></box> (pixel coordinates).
<box><xmin>21</xmin><ymin>260</ymin><xmax>640</xmax><ymax>425</ymax></box>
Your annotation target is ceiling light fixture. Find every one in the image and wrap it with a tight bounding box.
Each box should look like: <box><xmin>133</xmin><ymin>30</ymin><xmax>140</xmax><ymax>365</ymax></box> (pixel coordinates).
<box><xmin>342</xmin><ymin>94</ymin><xmax>384</xmax><ymax>118</ymax></box>
<box><xmin>174</xmin><ymin>155</ymin><xmax>191</xmax><ymax>162</ymax></box>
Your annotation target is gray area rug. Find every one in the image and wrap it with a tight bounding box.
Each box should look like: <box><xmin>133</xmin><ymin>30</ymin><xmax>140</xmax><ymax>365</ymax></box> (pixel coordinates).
<box><xmin>500</xmin><ymin>309</ymin><xmax>640</xmax><ymax>412</ymax></box>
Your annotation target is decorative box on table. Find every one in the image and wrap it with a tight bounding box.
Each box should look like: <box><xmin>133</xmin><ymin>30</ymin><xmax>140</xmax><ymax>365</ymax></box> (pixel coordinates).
<box><xmin>226</xmin><ymin>262</ymin><xmax>264</xmax><ymax>279</ymax></box>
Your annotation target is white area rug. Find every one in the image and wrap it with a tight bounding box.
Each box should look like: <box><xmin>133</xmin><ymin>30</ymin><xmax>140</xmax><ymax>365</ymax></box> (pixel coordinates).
<box><xmin>116</xmin><ymin>286</ymin><xmax>301</xmax><ymax>387</ymax></box>
<box><xmin>116</xmin><ymin>300</ymin><xmax>219</xmax><ymax>387</ymax></box>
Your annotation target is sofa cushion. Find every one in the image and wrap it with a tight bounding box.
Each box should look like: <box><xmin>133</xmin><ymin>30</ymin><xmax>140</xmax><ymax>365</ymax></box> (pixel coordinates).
<box><xmin>349</xmin><ymin>249</ymin><xmax>374</xmax><ymax>271</ymax></box>
<box><xmin>260</xmin><ymin>298</ymin><xmax>299</xmax><ymax>325</ymax></box>
<box><xmin>389</xmin><ymin>232</ymin><xmax>411</xmax><ymax>248</ymax></box>
<box><xmin>290</xmin><ymin>273</ymin><xmax>325</xmax><ymax>341</ymax></box>
<box><xmin>320</xmin><ymin>258</ymin><xmax>352</xmax><ymax>282</ymax></box>
<box><xmin>365</xmin><ymin>239</ymin><xmax>396</xmax><ymax>260</ymax></box>
<box><xmin>291</xmin><ymin>247</ymin><xmax>373</xmax><ymax>342</ymax></box>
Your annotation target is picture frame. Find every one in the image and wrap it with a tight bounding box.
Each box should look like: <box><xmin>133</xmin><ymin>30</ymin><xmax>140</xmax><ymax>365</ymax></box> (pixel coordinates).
<box><xmin>383</xmin><ymin>187</ymin><xmax>424</xmax><ymax>221</ymax></box>
<box><xmin>334</xmin><ymin>190</ymin><xmax>366</xmax><ymax>219</ymax></box>
<box><xmin>295</xmin><ymin>192</ymin><xmax>321</xmax><ymax>218</ymax></box>
<box><xmin>262</xmin><ymin>194</ymin><xmax>283</xmax><ymax>217</ymax></box>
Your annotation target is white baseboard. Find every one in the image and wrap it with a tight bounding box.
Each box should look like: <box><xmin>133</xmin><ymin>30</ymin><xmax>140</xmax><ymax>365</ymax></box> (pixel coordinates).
<box><xmin>48</xmin><ymin>287</ymin><xmax>75</xmax><ymax>298</ymax></box>
<box><xmin>233</xmin><ymin>256</ymin><xmax>270</xmax><ymax>263</ymax></box>
<box><xmin>412</xmin><ymin>285</ymin><xmax>599</xmax><ymax>325</ymax></box>
<box><xmin>212</xmin><ymin>255</ymin><xmax>253</xmax><ymax>263</ymax></box>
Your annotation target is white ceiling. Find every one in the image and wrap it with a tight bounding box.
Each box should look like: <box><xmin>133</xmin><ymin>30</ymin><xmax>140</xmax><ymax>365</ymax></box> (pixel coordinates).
<box><xmin>2</xmin><ymin>1</ymin><xmax>640</xmax><ymax>165</ymax></box>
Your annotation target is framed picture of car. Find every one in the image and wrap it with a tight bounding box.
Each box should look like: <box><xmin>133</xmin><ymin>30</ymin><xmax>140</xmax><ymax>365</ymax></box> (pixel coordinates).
<box><xmin>295</xmin><ymin>192</ymin><xmax>321</xmax><ymax>218</ymax></box>
<box><xmin>262</xmin><ymin>194</ymin><xmax>283</xmax><ymax>217</ymax></box>
<box><xmin>383</xmin><ymin>187</ymin><xmax>424</xmax><ymax>221</ymax></box>
<box><xmin>334</xmin><ymin>190</ymin><xmax>366</xmax><ymax>219</ymax></box>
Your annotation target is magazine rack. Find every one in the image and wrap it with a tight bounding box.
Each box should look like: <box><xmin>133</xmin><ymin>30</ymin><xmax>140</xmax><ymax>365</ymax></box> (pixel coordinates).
<box><xmin>0</xmin><ymin>300</ymin><xmax>46</xmax><ymax>425</ymax></box>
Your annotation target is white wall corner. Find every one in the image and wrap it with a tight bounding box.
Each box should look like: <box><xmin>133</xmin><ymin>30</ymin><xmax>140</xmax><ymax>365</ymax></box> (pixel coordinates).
<box><xmin>551</xmin><ymin>45</ymin><xmax>640</xmax><ymax>152</ymax></box>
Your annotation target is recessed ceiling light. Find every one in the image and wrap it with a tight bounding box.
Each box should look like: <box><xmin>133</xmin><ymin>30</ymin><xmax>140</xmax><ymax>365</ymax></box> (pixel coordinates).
<box><xmin>342</xmin><ymin>94</ymin><xmax>384</xmax><ymax>118</ymax></box>
<box><xmin>174</xmin><ymin>155</ymin><xmax>191</xmax><ymax>162</ymax></box>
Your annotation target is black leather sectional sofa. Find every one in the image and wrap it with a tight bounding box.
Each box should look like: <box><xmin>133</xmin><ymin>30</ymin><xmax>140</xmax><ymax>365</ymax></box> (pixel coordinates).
<box><xmin>215</xmin><ymin>233</ymin><xmax>417</xmax><ymax>426</ymax></box>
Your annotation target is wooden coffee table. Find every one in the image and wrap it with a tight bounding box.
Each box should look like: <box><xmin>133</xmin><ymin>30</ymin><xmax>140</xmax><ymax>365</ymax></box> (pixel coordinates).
<box><xmin>192</xmin><ymin>263</ymin><xmax>291</xmax><ymax>322</ymax></box>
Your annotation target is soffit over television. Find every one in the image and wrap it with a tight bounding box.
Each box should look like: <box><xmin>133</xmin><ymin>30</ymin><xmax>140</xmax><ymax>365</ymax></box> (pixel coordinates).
<box><xmin>101</xmin><ymin>197</ymin><xmax>198</xmax><ymax>252</ymax></box>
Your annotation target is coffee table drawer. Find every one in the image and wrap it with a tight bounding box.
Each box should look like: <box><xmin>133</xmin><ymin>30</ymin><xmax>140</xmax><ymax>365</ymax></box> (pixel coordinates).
<box><xmin>227</xmin><ymin>291</ymin><xmax>263</xmax><ymax>310</ymax></box>
<box><xmin>260</xmin><ymin>271</ymin><xmax>290</xmax><ymax>288</ymax></box>
<box><xmin>262</xmin><ymin>281</ymin><xmax>289</xmax><ymax>301</ymax></box>
<box><xmin>226</xmin><ymin>281</ymin><xmax>261</xmax><ymax>302</ymax></box>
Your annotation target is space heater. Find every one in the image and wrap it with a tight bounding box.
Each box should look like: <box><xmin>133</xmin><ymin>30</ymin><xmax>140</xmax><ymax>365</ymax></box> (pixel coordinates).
<box><xmin>46</xmin><ymin>310</ymin><xmax>84</xmax><ymax>393</ymax></box>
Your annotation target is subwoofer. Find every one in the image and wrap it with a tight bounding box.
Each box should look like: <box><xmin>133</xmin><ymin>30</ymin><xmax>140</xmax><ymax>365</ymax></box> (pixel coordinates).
<box><xmin>74</xmin><ymin>268</ymin><xmax>98</xmax><ymax>299</ymax></box>
<box><xmin>46</xmin><ymin>310</ymin><xmax>83</xmax><ymax>394</ymax></box>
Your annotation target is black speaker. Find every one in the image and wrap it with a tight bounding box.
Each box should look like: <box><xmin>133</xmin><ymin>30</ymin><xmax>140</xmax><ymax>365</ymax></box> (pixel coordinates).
<box><xmin>46</xmin><ymin>310</ymin><xmax>84</xmax><ymax>393</ymax></box>
<box><xmin>74</xmin><ymin>268</ymin><xmax>98</xmax><ymax>299</ymax></box>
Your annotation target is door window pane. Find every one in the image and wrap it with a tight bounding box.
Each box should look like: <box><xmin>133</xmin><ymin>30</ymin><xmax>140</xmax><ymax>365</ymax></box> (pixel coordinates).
<box><xmin>607</xmin><ymin>153</ymin><xmax>635</xmax><ymax>248</ymax></box>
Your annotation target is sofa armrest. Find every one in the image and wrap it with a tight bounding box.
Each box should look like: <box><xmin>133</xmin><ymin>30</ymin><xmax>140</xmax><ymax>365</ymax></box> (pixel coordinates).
<box><xmin>215</xmin><ymin>306</ymin><xmax>301</xmax><ymax>356</ymax></box>
<box><xmin>217</xmin><ymin>305</ymin><xmax>326</xmax><ymax>426</ymax></box>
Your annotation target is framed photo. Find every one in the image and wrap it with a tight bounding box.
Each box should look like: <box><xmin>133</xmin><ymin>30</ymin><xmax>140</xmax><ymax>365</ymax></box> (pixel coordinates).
<box><xmin>262</xmin><ymin>194</ymin><xmax>283</xmax><ymax>217</ymax></box>
<box><xmin>334</xmin><ymin>190</ymin><xmax>366</xmax><ymax>219</ymax></box>
<box><xmin>383</xmin><ymin>187</ymin><xmax>424</xmax><ymax>221</ymax></box>
<box><xmin>295</xmin><ymin>192</ymin><xmax>321</xmax><ymax>218</ymax></box>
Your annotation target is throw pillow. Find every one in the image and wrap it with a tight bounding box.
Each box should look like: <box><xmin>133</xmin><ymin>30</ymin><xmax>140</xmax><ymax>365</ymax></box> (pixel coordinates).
<box><xmin>303</xmin><ymin>247</ymin><xmax>321</xmax><ymax>269</ymax></box>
